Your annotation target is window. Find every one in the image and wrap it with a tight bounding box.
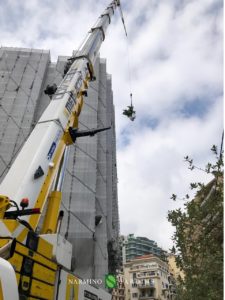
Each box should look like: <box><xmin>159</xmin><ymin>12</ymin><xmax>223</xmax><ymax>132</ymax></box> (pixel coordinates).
<box><xmin>150</xmin><ymin>271</ymin><xmax>155</xmax><ymax>275</ymax></box>
<box><xmin>132</xmin><ymin>293</ymin><xmax>138</xmax><ymax>298</ymax></box>
<box><xmin>147</xmin><ymin>290</ymin><xmax>154</xmax><ymax>297</ymax></box>
<box><xmin>149</xmin><ymin>279</ymin><xmax>154</xmax><ymax>287</ymax></box>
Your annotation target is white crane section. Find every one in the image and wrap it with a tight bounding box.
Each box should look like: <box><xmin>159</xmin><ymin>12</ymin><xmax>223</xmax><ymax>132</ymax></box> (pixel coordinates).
<box><xmin>0</xmin><ymin>1</ymin><xmax>119</xmax><ymax>220</ymax></box>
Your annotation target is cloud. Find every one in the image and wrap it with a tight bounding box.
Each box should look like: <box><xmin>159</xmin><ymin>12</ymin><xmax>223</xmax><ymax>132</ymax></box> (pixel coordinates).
<box><xmin>118</xmin><ymin>99</ymin><xmax>223</xmax><ymax>249</ymax></box>
<box><xmin>0</xmin><ymin>0</ymin><xmax>223</xmax><ymax>250</ymax></box>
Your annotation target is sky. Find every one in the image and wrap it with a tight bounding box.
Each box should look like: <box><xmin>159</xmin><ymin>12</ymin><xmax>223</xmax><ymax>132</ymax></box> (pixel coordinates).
<box><xmin>0</xmin><ymin>0</ymin><xmax>223</xmax><ymax>250</ymax></box>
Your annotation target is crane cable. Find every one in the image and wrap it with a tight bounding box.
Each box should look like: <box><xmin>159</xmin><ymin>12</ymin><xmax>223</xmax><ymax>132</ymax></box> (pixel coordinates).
<box><xmin>126</xmin><ymin>39</ymin><xmax>133</xmax><ymax>107</ymax></box>
<box><xmin>118</xmin><ymin>2</ymin><xmax>128</xmax><ymax>37</ymax></box>
<box><xmin>118</xmin><ymin>1</ymin><xmax>134</xmax><ymax>112</ymax></box>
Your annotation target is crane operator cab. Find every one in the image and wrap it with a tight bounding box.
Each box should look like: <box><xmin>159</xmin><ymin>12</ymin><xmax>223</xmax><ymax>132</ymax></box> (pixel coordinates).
<box><xmin>123</xmin><ymin>93</ymin><xmax>136</xmax><ymax>121</ymax></box>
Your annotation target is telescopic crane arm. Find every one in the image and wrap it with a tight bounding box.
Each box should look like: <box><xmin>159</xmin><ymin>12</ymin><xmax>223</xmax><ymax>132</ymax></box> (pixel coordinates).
<box><xmin>0</xmin><ymin>0</ymin><xmax>121</xmax><ymax>238</ymax></box>
<box><xmin>0</xmin><ymin>2</ymin><xmax>126</xmax><ymax>299</ymax></box>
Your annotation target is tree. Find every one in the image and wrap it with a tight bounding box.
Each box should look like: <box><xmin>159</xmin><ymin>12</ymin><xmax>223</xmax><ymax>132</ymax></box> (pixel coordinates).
<box><xmin>168</xmin><ymin>144</ymin><xmax>223</xmax><ymax>300</ymax></box>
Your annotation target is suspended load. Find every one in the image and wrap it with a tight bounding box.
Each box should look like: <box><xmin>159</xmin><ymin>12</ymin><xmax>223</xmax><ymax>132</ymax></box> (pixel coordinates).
<box><xmin>123</xmin><ymin>93</ymin><xmax>136</xmax><ymax>121</ymax></box>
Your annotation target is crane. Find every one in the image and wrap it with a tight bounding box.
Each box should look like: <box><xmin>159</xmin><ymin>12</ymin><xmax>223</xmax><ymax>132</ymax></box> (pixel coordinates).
<box><xmin>0</xmin><ymin>1</ymin><xmax>123</xmax><ymax>299</ymax></box>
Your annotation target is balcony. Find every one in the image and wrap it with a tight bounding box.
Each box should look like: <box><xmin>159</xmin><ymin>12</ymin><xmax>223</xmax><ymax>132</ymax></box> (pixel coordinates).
<box><xmin>139</xmin><ymin>296</ymin><xmax>155</xmax><ymax>300</ymax></box>
<box><xmin>136</xmin><ymin>272</ymin><xmax>158</xmax><ymax>279</ymax></box>
<box><xmin>138</xmin><ymin>283</ymin><xmax>155</xmax><ymax>289</ymax></box>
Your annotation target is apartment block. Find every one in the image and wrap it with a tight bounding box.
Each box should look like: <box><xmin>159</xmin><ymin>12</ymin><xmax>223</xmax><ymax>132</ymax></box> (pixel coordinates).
<box><xmin>112</xmin><ymin>273</ymin><xmax>126</xmax><ymax>300</ymax></box>
<box><xmin>121</xmin><ymin>234</ymin><xmax>167</xmax><ymax>264</ymax></box>
<box><xmin>124</xmin><ymin>255</ymin><xmax>176</xmax><ymax>300</ymax></box>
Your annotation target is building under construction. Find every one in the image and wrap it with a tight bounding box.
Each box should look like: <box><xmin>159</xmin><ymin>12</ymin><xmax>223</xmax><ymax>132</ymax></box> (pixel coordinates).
<box><xmin>0</xmin><ymin>46</ymin><xmax>120</xmax><ymax>286</ymax></box>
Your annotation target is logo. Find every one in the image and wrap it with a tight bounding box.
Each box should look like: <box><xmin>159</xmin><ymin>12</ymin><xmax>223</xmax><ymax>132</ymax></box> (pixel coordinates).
<box><xmin>105</xmin><ymin>274</ymin><xmax>117</xmax><ymax>289</ymax></box>
<box><xmin>47</xmin><ymin>130</ymin><xmax>61</xmax><ymax>160</ymax></box>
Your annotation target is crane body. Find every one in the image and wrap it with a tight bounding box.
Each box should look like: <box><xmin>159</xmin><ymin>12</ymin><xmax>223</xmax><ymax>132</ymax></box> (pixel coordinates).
<box><xmin>0</xmin><ymin>1</ymin><xmax>121</xmax><ymax>299</ymax></box>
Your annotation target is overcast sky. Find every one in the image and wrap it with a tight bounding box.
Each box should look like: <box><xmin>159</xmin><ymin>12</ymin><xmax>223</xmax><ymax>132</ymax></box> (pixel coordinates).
<box><xmin>0</xmin><ymin>0</ymin><xmax>223</xmax><ymax>250</ymax></box>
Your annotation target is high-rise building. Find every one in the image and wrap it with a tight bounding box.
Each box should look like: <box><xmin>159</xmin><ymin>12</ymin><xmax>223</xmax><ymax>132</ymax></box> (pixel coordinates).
<box><xmin>121</xmin><ymin>234</ymin><xmax>166</xmax><ymax>264</ymax></box>
<box><xmin>0</xmin><ymin>47</ymin><xmax>120</xmax><ymax>287</ymax></box>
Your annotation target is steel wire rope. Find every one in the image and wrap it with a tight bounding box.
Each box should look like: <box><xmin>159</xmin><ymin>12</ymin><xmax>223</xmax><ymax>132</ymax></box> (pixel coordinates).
<box><xmin>97</xmin><ymin>140</ymin><xmax>107</xmax><ymax>154</ymax></box>
<box><xmin>73</xmin><ymin>144</ymin><xmax>97</xmax><ymax>162</ymax></box>
<box><xmin>4</xmin><ymin>51</ymin><xmax>36</xmax><ymax>107</ymax></box>
<box><xmin>0</xmin><ymin>50</ymin><xmax>30</xmax><ymax>170</ymax></box>
<box><xmin>26</xmin><ymin>52</ymin><xmax>52</xmax><ymax>84</ymax></box>
<box><xmin>10</xmin><ymin>50</ymin><xmax>45</xmax><ymax>157</ymax></box>
<box><xmin>89</xmin><ymin>85</ymin><xmax>99</xmax><ymax>94</ymax></box>
<box><xmin>0</xmin><ymin>105</ymin><xmax>26</xmax><ymax>138</ymax></box>
<box><xmin>70</xmin><ymin>145</ymin><xmax>109</xmax><ymax>226</ymax></box>
<box><xmin>61</xmin><ymin>198</ymin><xmax>107</xmax><ymax>261</ymax></box>
<box><xmin>0</xmin><ymin>51</ymin><xmax>25</xmax><ymax>140</ymax></box>
<box><xmin>119</xmin><ymin>4</ymin><xmax>134</xmax><ymax>109</ymax></box>
<box><xmin>63</xmin><ymin>171</ymin><xmax>108</xmax><ymax>228</ymax></box>
<box><xmin>99</xmin><ymin>80</ymin><xmax>107</xmax><ymax>91</ymax></box>
<box><xmin>83</xmin><ymin>100</ymin><xmax>98</xmax><ymax>113</ymax></box>
<box><xmin>97</xmin><ymin>115</ymin><xmax>106</xmax><ymax>128</ymax></box>
<box><xmin>75</xmin><ymin>116</ymin><xmax>109</xmax><ymax>155</ymax></box>
<box><xmin>65</xmin><ymin>147</ymin><xmax>76</xmax><ymax>239</ymax></box>
<box><xmin>126</xmin><ymin>36</ymin><xmax>133</xmax><ymax>100</ymax></box>
<box><xmin>11</xmin><ymin>49</ymin><xmax>48</xmax><ymax>108</ymax></box>
<box><xmin>0</xmin><ymin>72</ymin><xmax>27</xmax><ymax>139</ymax></box>
<box><xmin>61</xmin><ymin>200</ymin><xmax>108</xmax><ymax>262</ymax></box>
<box><xmin>96</xmin><ymin>165</ymin><xmax>107</xmax><ymax>183</ymax></box>
<box><xmin>0</xmin><ymin>120</ymin><xmax>35</xmax><ymax>178</ymax></box>
<box><xmin>0</xmin><ymin>154</ymin><xmax>7</xmax><ymax>169</ymax></box>
<box><xmin>74</xmin><ymin>143</ymin><xmax>111</xmax><ymax>186</ymax></box>
<box><xmin>66</xmin><ymin>168</ymin><xmax>96</xmax><ymax>195</ymax></box>
<box><xmin>98</xmin><ymin>95</ymin><xmax>107</xmax><ymax>108</ymax></box>
<box><xmin>90</xmin><ymin>79</ymin><xmax>107</xmax><ymax>108</ymax></box>
<box><xmin>1</xmin><ymin>49</ymin><xmax>37</xmax><ymax>114</ymax></box>
<box><xmin>65</xmin><ymin>166</ymin><xmax>108</xmax><ymax>221</ymax></box>
<box><xmin>0</xmin><ymin>50</ymin><xmax>47</xmax><ymax>177</ymax></box>
<box><xmin>61</xmin><ymin>201</ymin><xmax>94</xmax><ymax>234</ymax></box>
<box><xmin>95</xmin><ymin>239</ymin><xmax>107</xmax><ymax>260</ymax></box>
<box><xmin>78</xmin><ymin>120</ymin><xmax>91</xmax><ymax>130</ymax></box>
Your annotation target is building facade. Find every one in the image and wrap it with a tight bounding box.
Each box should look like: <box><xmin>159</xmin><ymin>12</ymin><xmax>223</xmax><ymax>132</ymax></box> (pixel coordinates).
<box><xmin>121</xmin><ymin>234</ymin><xmax>166</xmax><ymax>264</ymax></box>
<box><xmin>0</xmin><ymin>47</ymin><xmax>120</xmax><ymax>288</ymax></box>
<box><xmin>124</xmin><ymin>255</ymin><xmax>176</xmax><ymax>300</ymax></box>
<box><xmin>167</xmin><ymin>254</ymin><xmax>185</xmax><ymax>281</ymax></box>
<box><xmin>112</xmin><ymin>273</ymin><xmax>126</xmax><ymax>300</ymax></box>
